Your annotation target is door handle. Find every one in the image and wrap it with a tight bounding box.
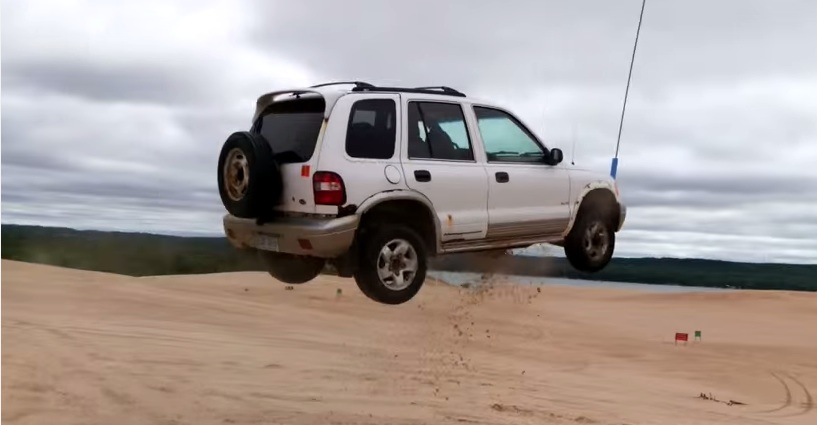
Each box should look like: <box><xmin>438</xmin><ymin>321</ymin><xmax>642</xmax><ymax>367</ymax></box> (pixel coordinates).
<box><xmin>495</xmin><ymin>172</ymin><xmax>509</xmax><ymax>183</ymax></box>
<box><xmin>414</xmin><ymin>170</ymin><xmax>432</xmax><ymax>182</ymax></box>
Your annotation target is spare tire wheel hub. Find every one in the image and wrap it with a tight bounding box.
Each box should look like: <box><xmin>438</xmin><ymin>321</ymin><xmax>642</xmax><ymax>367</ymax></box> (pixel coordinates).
<box><xmin>224</xmin><ymin>147</ymin><xmax>249</xmax><ymax>201</ymax></box>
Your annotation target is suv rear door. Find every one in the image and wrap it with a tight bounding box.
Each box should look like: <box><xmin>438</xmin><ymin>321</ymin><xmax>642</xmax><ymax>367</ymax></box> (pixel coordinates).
<box><xmin>399</xmin><ymin>98</ymin><xmax>489</xmax><ymax>242</ymax></box>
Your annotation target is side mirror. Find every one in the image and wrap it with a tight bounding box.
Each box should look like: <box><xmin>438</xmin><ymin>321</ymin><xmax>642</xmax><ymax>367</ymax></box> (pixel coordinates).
<box><xmin>546</xmin><ymin>148</ymin><xmax>564</xmax><ymax>165</ymax></box>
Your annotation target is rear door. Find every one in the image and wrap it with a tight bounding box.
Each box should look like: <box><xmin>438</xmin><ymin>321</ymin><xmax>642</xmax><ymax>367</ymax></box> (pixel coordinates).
<box><xmin>400</xmin><ymin>99</ymin><xmax>489</xmax><ymax>242</ymax></box>
<box><xmin>252</xmin><ymin>94</ymin><xmax>327</xmax><ymax>214</ymax></box>
<box><xmin>471</xmin><ymin>105</ymin><xmax>571</xmax><ymax>239</ymax></box>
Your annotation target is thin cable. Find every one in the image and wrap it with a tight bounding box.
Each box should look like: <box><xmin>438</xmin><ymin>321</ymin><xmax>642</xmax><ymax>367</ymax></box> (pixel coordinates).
<box><xmin>614</xmin><ymin>0</ymin><xmax>647</xmax><ymax>159</ymax></box>
<box><xmin>571</xmin><ymin>122</ymin><xmax>577</xmax><ymax>165</ymax></box>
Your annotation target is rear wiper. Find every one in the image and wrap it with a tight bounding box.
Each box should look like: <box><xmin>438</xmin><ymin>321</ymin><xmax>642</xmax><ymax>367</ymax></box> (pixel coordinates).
<box><xmin>273</xmin><ymin>150</ymin><xmax>305</xmax><ymax>163</ymax></box>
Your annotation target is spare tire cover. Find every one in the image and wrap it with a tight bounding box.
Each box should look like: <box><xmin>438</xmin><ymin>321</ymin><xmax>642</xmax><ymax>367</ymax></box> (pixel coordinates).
<box><xmin>217</xmin><ymin>131</ymin><xmax>282</xmax><ymax>218</ymax></box>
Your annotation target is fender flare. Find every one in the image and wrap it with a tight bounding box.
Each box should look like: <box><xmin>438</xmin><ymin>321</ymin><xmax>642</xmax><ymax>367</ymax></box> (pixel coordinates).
<box><xmin>562</xmin><ymin>181</ymin><xmax>621</xmax><ymax>237</ymax></box>
<box><xmin>356</xmin><ymin>189</ymin><xmax>442</xmax><ymax>254</ymax></box>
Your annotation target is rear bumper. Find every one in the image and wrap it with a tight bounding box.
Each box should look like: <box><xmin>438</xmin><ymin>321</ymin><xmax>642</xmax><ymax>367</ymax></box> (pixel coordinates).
<box><xmin>222</xmin><ymin>214</ymin><xmax>359</xmax><ymax>258</ymax></box>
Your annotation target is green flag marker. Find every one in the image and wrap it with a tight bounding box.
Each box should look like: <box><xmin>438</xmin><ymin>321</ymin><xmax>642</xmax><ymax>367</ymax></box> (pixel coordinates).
<box><xmin>694</xmin><ymin>330</ymin><xmax>702</xmax><ymax>341</ymax></box>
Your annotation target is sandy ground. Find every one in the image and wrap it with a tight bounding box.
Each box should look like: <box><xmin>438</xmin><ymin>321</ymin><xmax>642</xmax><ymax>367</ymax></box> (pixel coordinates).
<box><xmin>2</xmin><ymin>260</ymin><xmax>817</xmax><ymax>425</ymax></box>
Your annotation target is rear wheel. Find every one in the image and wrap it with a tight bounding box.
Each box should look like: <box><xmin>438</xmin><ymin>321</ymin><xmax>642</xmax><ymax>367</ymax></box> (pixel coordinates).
<box><xmin>564</xmin><ymin>208</ymin><xmax>616</xmax><ymax>273</ymax></box>
<box><xmin>259</xmin><ymin>251</ymin><xmax>325</xmax><ymax>284</ymax></box>
<box><xmin>354</xmin><ymin>225</ymin><xmax>427</xmax><ymax>305</ymax></box>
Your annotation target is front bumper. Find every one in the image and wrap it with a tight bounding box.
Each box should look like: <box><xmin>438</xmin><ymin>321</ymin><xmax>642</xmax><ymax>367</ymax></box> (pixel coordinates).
<box><xmin>617</xmin><ymin>204</ymin><xmax>627</xmax><ymax>231</ymax></box>
<box><xmin>223</xmin><ymin>214</ymin><xmax>359</xmax><ymax>258</ymax></box>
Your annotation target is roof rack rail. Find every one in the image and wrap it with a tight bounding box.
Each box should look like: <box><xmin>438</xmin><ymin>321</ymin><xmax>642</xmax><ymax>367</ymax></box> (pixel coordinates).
<box><xmin>309</xmin><ymin>81</ymin><xmax>375</xmax><ymax>89</ymax></box>
<box><xmin>350</xmin><ymin>84</ymin><xmax>467</xmax><ymax>97</ymax></box>
<box><xmin>414</xmin><ymin>86</ymin><xmax>466</xmax><ymax>97</ymax></box>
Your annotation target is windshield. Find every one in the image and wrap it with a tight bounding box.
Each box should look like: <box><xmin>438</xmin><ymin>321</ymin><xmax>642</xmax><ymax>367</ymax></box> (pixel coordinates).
<box><xmin>253</xmin><ymin>97</ymin><xmax>325</xmax><ymax>163</ymax></box>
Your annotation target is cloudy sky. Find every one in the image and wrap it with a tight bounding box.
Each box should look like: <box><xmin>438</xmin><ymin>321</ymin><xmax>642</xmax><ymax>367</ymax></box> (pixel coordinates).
<box><xmin>2</xmin><ymin>0</ymin><xmax>816</xmax><ymax>264</ymax></box>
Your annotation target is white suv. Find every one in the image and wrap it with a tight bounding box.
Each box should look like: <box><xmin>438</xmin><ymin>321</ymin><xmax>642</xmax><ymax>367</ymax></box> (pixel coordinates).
<box><xmin>219</xmin><ymin>82</ymin><xmax>626</xmax><ymax>305</ymax></box>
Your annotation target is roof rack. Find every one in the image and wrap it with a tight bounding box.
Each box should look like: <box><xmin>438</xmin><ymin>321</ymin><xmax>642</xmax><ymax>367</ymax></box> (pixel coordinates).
<box><xmin>414</xmin><ymin>86</ymin><xmax>466</xmax><ymax>97</ymax></box>
<box><xmin>309</xmin><ymin>81</ymin><xmax>375</xmax><ymax>89</ymax></box>
<box><xmin>350</xmin><ymin>84</ymin><xmax>466</xmax><ymax>98</ymax></box>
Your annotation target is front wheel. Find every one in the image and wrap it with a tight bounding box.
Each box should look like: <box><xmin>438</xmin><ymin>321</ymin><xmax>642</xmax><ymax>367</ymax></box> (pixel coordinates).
<box><xmin>564</xmin><ymin>209</ymin><xmax>616</xmax><ymax>273</ymax></box>
<box><xmin>354</xmin><ymin>225</ymin><xmax>427</xmax><ymax>305</ymax></box>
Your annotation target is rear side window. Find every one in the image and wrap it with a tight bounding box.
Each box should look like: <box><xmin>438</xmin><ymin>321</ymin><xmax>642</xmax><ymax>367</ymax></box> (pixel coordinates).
<box><xmin>253</xmin><ymin>97</ymin><xmax>325</xmax><ymax>164</ymax></box>
<box><xmin>345</xmin><ymin>99</ymin><xmax>396</xmax><ymax>159</ymax></box>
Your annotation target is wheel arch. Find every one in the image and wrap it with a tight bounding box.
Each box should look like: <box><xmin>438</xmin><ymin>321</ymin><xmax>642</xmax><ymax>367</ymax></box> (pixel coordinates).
<box><xmin>356</xmin><ymin>190</ymin><xmax>441</xmax><ymax>255</ymax></box>
<box><xmin>563</xmin><ymin>184</ymin><xmax>621</xmax><ymax>236</ymax></box>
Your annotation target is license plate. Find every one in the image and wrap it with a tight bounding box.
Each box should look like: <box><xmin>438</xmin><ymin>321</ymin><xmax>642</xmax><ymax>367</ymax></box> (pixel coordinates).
<box><xmin>253</xmin><ymin>234</ymin><xmax>279</xmax><ymax>251</ymax></box>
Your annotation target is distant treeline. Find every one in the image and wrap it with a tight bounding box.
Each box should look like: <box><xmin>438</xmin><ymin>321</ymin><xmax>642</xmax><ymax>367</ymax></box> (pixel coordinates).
<box><xmin>1</xmin><ymin>225</ymin><xmax>263</xmax><ymax>276</ymax></box>
<box><xmin>431</xmin><ymin>252</ymin><xmax>817</xmax><ymax>291</ymax></box>
<box><xmin>2</xmin><ymin>224</ymin><xmax>815</xmax><ymax>291</ymax></box>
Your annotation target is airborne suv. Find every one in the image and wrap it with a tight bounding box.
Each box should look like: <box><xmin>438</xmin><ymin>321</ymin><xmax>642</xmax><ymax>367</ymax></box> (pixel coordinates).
<box><xmin>218</xmin><ymin>82</ymin><xmax>626</xmax><ymax>305</ymax></box>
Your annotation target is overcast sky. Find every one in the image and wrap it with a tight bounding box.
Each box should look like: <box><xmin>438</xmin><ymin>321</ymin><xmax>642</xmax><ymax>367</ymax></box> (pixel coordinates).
<box><xmin>2</xmin><ymin>0</ymin><xmax>816</xmax><ymax>264</ymax></box>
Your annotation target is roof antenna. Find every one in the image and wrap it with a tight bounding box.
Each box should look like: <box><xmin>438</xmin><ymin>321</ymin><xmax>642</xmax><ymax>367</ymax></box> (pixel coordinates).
<box><xmin>611</xmin><ymin>0</ymin><xmax>647</xmax><ymax>179</ymax></box>
<box><xmin>570</xmin><ymin>122</ymin><xmax>577</xmax><ymax>166</ymax></box>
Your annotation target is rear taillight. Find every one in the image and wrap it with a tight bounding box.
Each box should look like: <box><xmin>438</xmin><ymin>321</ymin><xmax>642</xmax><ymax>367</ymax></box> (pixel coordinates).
<box><xmin>313</xmin><ymin>171</ymin><xmax>346</xmax><ymax>206</ymax></box>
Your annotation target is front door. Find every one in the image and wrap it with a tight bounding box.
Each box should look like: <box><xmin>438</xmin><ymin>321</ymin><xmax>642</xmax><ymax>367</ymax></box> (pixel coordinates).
<box><xmin>400</xmin><ymin>99</ymin><xmax>489</xmax><ymax>242</ymax></box>
<box><xmin>470</xmin><ymin>105</ymin><xmax>571</xmax><ymax>240</ymax></box>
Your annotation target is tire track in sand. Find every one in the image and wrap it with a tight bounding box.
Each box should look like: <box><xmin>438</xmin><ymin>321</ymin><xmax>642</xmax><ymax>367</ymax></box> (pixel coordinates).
<box><xmin>780</xmin><ymin>372</ymin><xmax>814</xmax><ymax>417</ymax></box>
<box><xmin>758</xmin><ymin>372</ymin><xmax>791</xmax><ymax>413</ymax></box>
<box><xmin>757</xmin><ymin>371</ymin><xmax>814</xmax><ymax>417</ymax></box>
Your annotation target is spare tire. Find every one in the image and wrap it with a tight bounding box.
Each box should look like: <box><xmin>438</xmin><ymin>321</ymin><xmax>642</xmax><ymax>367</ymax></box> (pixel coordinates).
<box><xmin>217</xmin><ymin>131</ymin><xmax>282</xmax><ymax>219</ymax></box>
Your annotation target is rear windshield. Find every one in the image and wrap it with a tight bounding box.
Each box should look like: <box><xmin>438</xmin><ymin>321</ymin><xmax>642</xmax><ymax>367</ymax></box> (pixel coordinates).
<box><xmin>252</xmin><ymin>96</ymin><xmax>325</xmax><ymax>164</ymax></box>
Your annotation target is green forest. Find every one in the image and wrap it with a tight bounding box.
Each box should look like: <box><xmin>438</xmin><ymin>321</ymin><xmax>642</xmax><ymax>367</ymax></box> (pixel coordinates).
<box><xmin>2</xmin><ymin>224</ymin><xmax>815</xmax><ymax>291</ymax></box>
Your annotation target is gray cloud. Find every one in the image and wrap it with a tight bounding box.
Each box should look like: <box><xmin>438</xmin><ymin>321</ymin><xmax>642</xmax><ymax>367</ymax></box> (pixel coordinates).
<box><xmin>251</xmin><ymin>1</ymin><xmax>642</xmax><ymax>91</ymax></box>
<box><xmin>2</xmin><ymin>0</ymin><xmax>816</xmax><ymax>264</ymax></box>
<box><xmin>253</xmin><ymin>0</ymin><xmax>817</xmax><ymax>89</ymax></box>
<box><xmin>618</xmin><ymin>171</ymin><xmax>817</xmax><ymax>206</ymax></box>
<box><xmin>3</xmin><ymin>60</ymin><xmax>215</xmax><ymax>106</ymax></box>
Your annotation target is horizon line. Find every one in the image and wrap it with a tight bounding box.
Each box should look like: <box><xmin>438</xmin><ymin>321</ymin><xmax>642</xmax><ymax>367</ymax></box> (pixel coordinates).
<box><xmin>3</xmin><ymin>221</ymin><xmax>816</xmax><ymax>267</ymax></box>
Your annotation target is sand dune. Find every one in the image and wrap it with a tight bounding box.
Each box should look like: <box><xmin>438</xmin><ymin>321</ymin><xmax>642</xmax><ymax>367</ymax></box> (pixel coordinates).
<box><xmin>3</xmin><ymin>259</ymin><xmax>816</xmax><ymax>425</ymax></box>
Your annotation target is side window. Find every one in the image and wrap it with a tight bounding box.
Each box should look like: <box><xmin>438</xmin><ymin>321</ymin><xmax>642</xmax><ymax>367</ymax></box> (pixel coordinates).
<box><xmin>345</xmin><ymin>99</ymin><xmax>396</xmax><ymax>159</ymax></box>
<box><xmin>407</xmin><ymin>102</ymin><xmax>474</xmax><ymax>161</ymax></box>
<box><xmin>473</xmin><ymin>106</ymin><xmax>546</xmax><ymax>163</ymax></box>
